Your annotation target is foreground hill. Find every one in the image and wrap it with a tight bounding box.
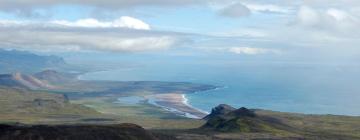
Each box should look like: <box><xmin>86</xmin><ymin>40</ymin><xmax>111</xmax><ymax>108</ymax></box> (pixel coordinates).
<box><xmin>202</xmin><ymin>105</ymin><xmax>289</xmax><ymax>133</ymax></box>
<box><xmin>0</xmin><ymin>123</ymin><xmax>174</xmax><ymax>140</ymax></box>
<box><xmin>179</xmin><ymin>104</ymin><xmax>360</xmax><ymax>140</ymax></box>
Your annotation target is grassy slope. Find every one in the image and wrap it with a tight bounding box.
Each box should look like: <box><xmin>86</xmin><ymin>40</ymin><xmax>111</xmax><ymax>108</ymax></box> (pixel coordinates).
<box><xmin>0</xmin><ymin>87</ymin><xmax>101</xmax><ymax>124</ymax></box>
<box><xmin>166</xmin><ymin>109</ymin><xmax>360</xmax><ymax>140</ymax></box>
<box><xmin>256</xmin><ymin>110</ymin><xmax>360</xmax><ymax>139</ymax></box>
<box><xmin>0</xmin><ymin>123</ymin><xmax>166</xmax><ymax>140</ymax></box>
<box><xmin>1</xmin><ymin>80</ymin><xmax>359</xmax><ymax>140</ymax></box>
<box><xmin>72</xmin><ymin>97</ymin><xmax>204</xmax><ymax>129</ymax></box>
<box><xmin>0</xmin><ymin>79</ymin><xmax>214</xmax><ymax>129</ymax></box>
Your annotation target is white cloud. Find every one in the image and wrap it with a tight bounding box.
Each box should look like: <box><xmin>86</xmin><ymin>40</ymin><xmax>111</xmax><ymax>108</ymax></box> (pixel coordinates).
<box><xmin>0</xmin><ymin>16</ymin><xmax>151</xmax><ymax>30</ymax></box>
<box><xmin>0</xmin><ymin>29</ymin><xmax>177</xmax><ymax>52</ymax></box>
<box><xmin>0</xmin><ymin>20</ymin><xmax>25</xmax><ymax>26</ymax></box>
<box><xmin>296</xmin><ymin>6</ymin><xmax>359</xmax><ymax>32</ymax></box>
<box><xmin>245</xmin><ymin>3</ymin><xmax>290</xmax><ymax>14</ymax></box>
<box><xmin>215</xmin><ymin>1</ymin><xmax>291</xmax><ymax>18</ymax></box>
<box><xmin>0</xmin><ymin>0</ymin><xmax>206</xmax><ymax>17</ymax></box>
<box><xmin>229</xmin><ymin>47</ymin><xmax>280</xmax><ymax>55</ymax></box>
<box><xmin>0</xmin><ymin>19</ymin><xmax>182</xmax><ymax>52</ymax></box>
<box><xmin>52</xmin><ymin>16</ymin><xmax>150</xmax><ymax>30</ymax></box>
<box><xmin>218</xmin><ymin>3</ymin><xmax>251</xmax><ymax>18</ymax></box>
<box><xmin>297</xmin><ymin>6</ymin><xmax>320</xmax><ymax>27</ymax></box>
<box><xmin>0</xmin><ymin>0</ymin><xmax>205</xmax><ymax>10</ymax></box>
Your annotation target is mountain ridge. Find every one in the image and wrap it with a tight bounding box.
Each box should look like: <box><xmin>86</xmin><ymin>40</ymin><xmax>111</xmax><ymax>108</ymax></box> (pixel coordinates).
<box><xmin>0</xmin><ymin>49</ymin><xmax>67</xmax><ymax>74</ymax></box>
<box><xmin>0</xmin><ymin>72</ymin><xmax>56</xmax><ymax>90</ymax></box>
<box><xmin>202</xmin><ymin>105</ymin><xmax>294</xmax><ymax>133</ymax></box>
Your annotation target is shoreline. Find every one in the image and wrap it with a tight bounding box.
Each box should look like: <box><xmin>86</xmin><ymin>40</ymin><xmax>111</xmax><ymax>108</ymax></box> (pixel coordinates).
<box><xmin>146</xmin><ymin>93</ymin><xmax>208</xmax><ymax>119</ymax></box>
<box><xmin>78</xmin><ymin>70</ymin><xmax>219</xmax><ymax>119</ymax></box>
<box><xmin>182</xmin><ymin>94</ymin><xmax>210</xmax><ymax>115</ymax></box>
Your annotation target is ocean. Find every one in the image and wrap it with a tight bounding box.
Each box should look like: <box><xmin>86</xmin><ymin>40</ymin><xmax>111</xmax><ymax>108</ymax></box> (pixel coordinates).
<box><xmin>79</xmin><ymin>60</ymin><xmax>360</xmax><ymax>116</ymax></box>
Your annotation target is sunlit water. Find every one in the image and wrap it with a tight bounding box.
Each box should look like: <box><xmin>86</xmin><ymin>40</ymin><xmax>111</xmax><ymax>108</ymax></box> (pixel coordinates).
<box><xmin>80</xmin><ymin>61</ymin><xmax>360</xmax><ymax>116</ymax></box>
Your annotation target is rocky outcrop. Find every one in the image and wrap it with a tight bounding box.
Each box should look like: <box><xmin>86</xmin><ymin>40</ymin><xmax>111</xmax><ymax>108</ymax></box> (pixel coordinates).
<box><xmin>202</xmin><ymin>104</ymin><xmax>287</xmax><ymax>133</ymax></box>
<box><xmin>203</xmin><ymin>104</ymin><xmax>236</xmax><ymax>120</ymax></box>
<box><xmin>229</xmin><ymin>107</ymin><xmax>256</xmax><ymax>118</ymax></box>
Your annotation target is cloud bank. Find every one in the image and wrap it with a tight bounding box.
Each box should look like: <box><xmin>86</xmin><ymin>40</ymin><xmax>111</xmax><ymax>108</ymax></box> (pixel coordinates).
<box><xmin>229</xmin><ymin>47</ymin><xmax>280</xmax><ymax>55</ymax></box>
<box><xmin>219</xmin><ymin>3</ymin><xmax>251</xmax><ymax>18</ymax></box>
<box><xmin>0</xmin><ymin>17</ymin><xmax>182</xmax><ymax>52</ymax></box>
<box><xmin>0</xmin><ymin>0</ymin><xmax>205</xmax><ymax>10</ymax></box>
<box><xmin>296</xmin><ymin>6</ymin><xmax>359</xmax><ymax>32</ymax></box>
<box><xmin>0</xmin><ymin>0</ymin><xmax>359</xmax><ymax>55</ymax></box>
<box><xmin>52</xmin><ymin>16</ymin><xmax>151</xmax><ymax>30</ymax></box>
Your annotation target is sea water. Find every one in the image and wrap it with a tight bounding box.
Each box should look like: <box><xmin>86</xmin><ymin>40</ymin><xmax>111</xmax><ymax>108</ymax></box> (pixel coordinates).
<box><xmin>80</xmin><ymin>61</ymin><xmax>360</xmax><ymax>116</ymax></box>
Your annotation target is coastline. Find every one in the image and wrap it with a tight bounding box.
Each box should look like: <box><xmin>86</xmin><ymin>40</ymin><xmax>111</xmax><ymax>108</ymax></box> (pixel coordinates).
<box><xmin>182</xmin><ymin>94</ymin><xmax>210</xmax><ymax>115</ymax></box>
<box><xmin>78</xmin><ymin>69</ymin><xmax>218</xmax><ymax>119</ymax></box>
<box><xmin>146</xmin><ymin>93</ymin><xmax>208</xmax><ymax>119</ymax></box>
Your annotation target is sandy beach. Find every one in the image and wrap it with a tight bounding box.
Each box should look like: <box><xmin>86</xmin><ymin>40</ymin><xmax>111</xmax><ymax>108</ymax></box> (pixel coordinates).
<box><xmin>147</xmin><ymin>93</ymin><xmax>208</xmax><ymax>119</ymax></box>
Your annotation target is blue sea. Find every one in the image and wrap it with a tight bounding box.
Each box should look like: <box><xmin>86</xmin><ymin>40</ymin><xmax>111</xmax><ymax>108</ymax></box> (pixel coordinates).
<box><xmin>79</xmin><ymin>60</ymin><xmax>360</xmax><ymax>116</ymax></box>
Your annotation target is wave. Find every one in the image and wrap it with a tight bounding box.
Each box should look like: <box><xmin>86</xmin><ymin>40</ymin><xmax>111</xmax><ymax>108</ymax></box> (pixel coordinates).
<box><xmin>182</xmin><ymin>94</ymin><xmax>210</xmax><ymax>114</ymax></box>
<box><xmin>147</xmin><ymin>95</ymin><xmax>201</xmax><ymax>119</ymax></box>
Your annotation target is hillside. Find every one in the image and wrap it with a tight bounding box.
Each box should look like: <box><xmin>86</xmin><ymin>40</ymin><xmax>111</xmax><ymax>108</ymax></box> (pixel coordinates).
<box><xmin>0</xmin><ymin>73</ymin><xmax>55</xmax><ymax>90</ymax></box>
<box><xmin>184</xmin><ymin>104</ymin><xmax>360</xmax><ymax>140</ymax></box>
<box><xmin>0</xmin><ymin>123</ymin><xmax>174</xmax><ymax>140</ymax></box>
<box><xmin>0</xmin><ymin>87</ymin><xmax>101</xmax><ymax>123</ymax></box>
<box><xmin>33</xmin><ymin>70</ymin><xmax>77</xmax><ymax>84</ymax></box>
<box><xmin>202</xmin><ymin>106</ymin><xmax>292</xmax><ymax>134</ymax></box>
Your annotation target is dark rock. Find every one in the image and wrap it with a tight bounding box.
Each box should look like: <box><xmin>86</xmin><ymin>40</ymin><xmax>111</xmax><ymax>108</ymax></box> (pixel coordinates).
<box><xmin>230</xmin><ymin>107</ymin><xmax>256</xmax><ymax>118</ymax></box>
<box><xmin>201</xmin><ymin>105</ymin><xmax>284</xmax><ymax>133</ymax></box>
<box><xmin>0</xmin><ymin>123</ymin><xmax>163</xmax><ymax>140</ymax></box>
<box><xmin>203</xmin><ymin>104</ymin><xmax>236</xmax><ymax>120</ymax></box>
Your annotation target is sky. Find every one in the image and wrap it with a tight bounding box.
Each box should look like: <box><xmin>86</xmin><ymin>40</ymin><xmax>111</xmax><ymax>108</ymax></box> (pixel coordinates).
<box><xmin>0</xmin><ymin>0</ymin><xmax>359</xmax><ymax>63</ymax></box>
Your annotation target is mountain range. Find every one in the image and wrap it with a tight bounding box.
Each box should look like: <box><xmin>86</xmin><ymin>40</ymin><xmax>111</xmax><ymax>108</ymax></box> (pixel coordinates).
<box><xmin>0</xmin><ymin>49</ymin><xmax>67</xmax><ymax>74</ymax></box>
<box><xmin>0</xmin><ymin>49</ymin><xmax>359</xmax><ymax>140</ymax></box>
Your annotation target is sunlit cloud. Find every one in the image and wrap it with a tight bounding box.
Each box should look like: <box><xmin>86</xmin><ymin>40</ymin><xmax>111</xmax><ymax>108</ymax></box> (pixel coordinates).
<box><xmin>52</xmin><ymin>16</ymin><xmax>151</xmax><ymax>30</ymax></box>
<box><xmin>228</xmin><ymin>47</ymin><xmax>281</xmax><ymax>55</ymax></box>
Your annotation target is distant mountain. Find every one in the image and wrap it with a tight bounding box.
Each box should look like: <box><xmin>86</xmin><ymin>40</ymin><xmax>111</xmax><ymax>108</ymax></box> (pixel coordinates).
<box><xmin>34</xmin><ymin>70</ymin><xmax>77</xmax><ymax>84</ymax></box>
<box><xmin>0</xmin><ymin>49</ymin><xmax>67</xmax><ymax>74</ymax></box>
<box><xmin>0</xmin><ymin>72</ymin><xmax>55</xmax><ymax>90</ymax></box>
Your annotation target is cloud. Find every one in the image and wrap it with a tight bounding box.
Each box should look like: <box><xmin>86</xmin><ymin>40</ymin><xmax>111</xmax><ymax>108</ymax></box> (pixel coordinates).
<box><xmin>52</xmin><ymin>16</ymin><xmax>151</xmax><ymax>30</ymax></box>
<box><xmin>0</xmin><ymin>16</ymin><xmax>151</xmax><ymax>30</ymax></box>
<box><xmin>0</xmin><ymin>18</ymin><xmax>183</xmax><ymax>52</ymax></box>
<box><xmin>228</xmin><ymin>47</ymin><xmax>280</xmax><ymax>55</ymax></box>
<box><xmin>296</xmin><ymin>6</ymin><xmax>320</xmax><ymax>27</ymax></box>
<box><xmin>219</xmin><ymin>3</ymin><xmax>251</xmax><ymax>18</ymax></box>
<box><xmin>296</xmin><ymin>6</ymin><xmax>359</xmax><ymax>32</ymax></box>
<box><xmin>245</xmin><ymin>3</ymin><xmax>291</xmax><ymax>14</ymax></box>
<box><xmin>302</xmin><ymin>0</ymin><xmax>360</xmax><ymax>7</ymax></box>
<box><xmin>0</xmin><ymin>0</ymin><xmax>205</xmax><ymax>12</ymax></box>
<box><xmin>198</xmin><ymin>45</ymin><xmax>281</xmax><ymax>55</ymax></box>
